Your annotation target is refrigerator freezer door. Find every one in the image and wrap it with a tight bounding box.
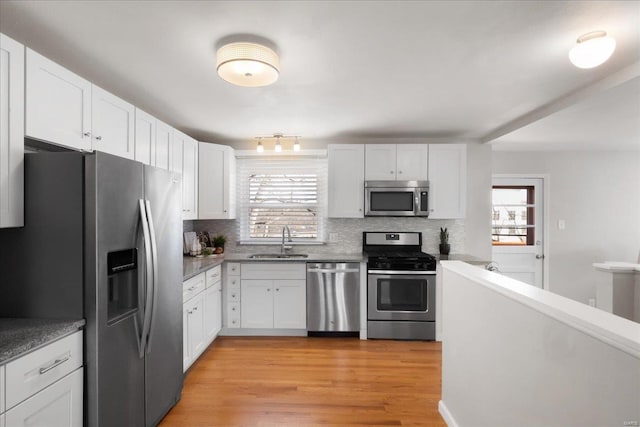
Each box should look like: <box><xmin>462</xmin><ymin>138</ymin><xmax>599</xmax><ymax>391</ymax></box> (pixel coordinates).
<box><xmin>143</xmin><ymin>166</ymin><xmax>183</xmax><ymax>426</ymax></box>
<box><xmin>85</xmin><ymin>152</ymin><xmax>145</xmax><ymax>427</ymax></box>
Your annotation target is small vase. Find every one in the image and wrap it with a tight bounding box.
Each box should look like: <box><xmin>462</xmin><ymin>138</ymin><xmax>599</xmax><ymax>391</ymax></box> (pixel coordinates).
<box><xmin>214</xmin><ymin>244</ymin><xmax>224</xmax><ymax>254</ymax></box>
<box><xmin>439</xmin><ymin>243</ymin><xmax>450</xmax><ymax>255</ymax></box>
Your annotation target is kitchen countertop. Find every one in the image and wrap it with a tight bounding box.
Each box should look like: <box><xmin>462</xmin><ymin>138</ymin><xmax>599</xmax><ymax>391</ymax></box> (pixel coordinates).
<box><xmin>223</xmin><ymin>252</ymin><xmax>365</xmax><ymax>263</ymax></box>
<box><xmin>438</xmin><ymin>253</ymin><xmax>492</xmax><ymax>267</ymax></box>
<box><xmin>183</xmin><ymin>256</ymin><xmax>225</xmax><ymax>280</ymax></box>
<box><xmin>0</xmin><ymin>318</ymin><xmax>86</xmax><ymax>365</ymax></box>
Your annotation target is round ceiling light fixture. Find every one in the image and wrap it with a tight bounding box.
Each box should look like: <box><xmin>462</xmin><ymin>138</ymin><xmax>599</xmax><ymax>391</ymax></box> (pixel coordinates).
<box><xmin>569</xmin><ymin>31</ymin><xmax>616</xmax><ymax>69</ymax></box>
<box><xmin>216</xmin><ymin>42</ymin><xmax>279</xmax><ymax>87</ymax></box>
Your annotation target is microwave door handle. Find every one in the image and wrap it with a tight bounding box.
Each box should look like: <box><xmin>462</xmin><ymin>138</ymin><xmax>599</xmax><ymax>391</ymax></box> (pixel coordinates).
<box><xmin>415</xmin><ymin>191</ymin><xmax>420</xmax><ymax>215</ymax></box>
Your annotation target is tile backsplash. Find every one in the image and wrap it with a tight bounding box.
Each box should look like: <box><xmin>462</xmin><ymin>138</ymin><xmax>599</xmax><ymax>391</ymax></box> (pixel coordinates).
<box><xmin>185</xmin><ymin>218</ymin><xmax>464</xmax><ymax>255</ymax></box>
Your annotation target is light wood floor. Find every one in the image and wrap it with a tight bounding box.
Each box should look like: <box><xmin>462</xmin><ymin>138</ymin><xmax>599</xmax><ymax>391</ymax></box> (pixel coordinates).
<box><xmin>160</xmin><ymin>336</ymin><xmax>446</xmax><ymax>426</ymax></box>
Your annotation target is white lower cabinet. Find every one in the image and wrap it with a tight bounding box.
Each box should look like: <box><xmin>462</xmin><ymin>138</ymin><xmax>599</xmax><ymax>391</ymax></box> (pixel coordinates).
<box><xmin>5</xmin><ymin>368</ymin><xmax>83</xmax><ymax>427</ymax></box>
<box><xmin>239</xmin><ymin>263</ymin><xmax>307</xmax><ymax>330</ymax></box>
<box><xmin>182</xmin><ymin>266</ymin><xmax>222</xmax><ymax>372</ymax></box>
<box><xmin>2</xmin><ymin>331</ymin><xmax>83</xmax><ymax>427</ymax></box>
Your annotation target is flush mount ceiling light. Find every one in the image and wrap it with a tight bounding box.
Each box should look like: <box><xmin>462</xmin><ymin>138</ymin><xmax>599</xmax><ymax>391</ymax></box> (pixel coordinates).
<box><xmin>569</xmin><ymin>31</ymin><xmax>616</xmax><ymax>69</ymax></box>
<box><xmin>216</xmin><ymin>42</ymin><xmax>279</xmax><ymax>87</ymax></box>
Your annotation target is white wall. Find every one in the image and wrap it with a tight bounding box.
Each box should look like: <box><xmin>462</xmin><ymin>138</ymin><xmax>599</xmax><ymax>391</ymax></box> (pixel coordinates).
<box><xmin>492</xmin><ymin>150</ymin><xmax>640</xmax><ymax>304</ymax></box>
<box><xmin>440</xmin><ymin>261</ymin><xmax>640</xmax><ymax>427</ymax></box>
<box><xmin>465</xmin><ymin>143</ymin><xmax>492</xmax><ymax>260</ymax></box>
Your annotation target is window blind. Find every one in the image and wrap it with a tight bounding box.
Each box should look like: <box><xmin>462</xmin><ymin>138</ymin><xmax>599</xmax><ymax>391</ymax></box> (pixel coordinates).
<box><xmin>237</xmin><ymin>157</ymin><xmax>328</xmax><ymax>243</ymax></box>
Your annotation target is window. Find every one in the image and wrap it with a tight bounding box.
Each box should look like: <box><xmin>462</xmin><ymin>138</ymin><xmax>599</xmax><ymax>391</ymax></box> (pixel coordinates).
<box><xmin>492</xmin><ymin>186</ymin><xmax>535</xmax><ymax>246</ymax></box>
<box><xmin>238</xmin><ymin>157</ymin><xmax>327</xmax><ymax>243</ymax></box>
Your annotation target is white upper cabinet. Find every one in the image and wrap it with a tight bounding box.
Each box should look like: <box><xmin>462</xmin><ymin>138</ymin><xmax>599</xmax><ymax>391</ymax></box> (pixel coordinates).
<box><xmin>365</xmin><ymin>144</ymin><xmax>397</xmax><ymax>180</ymax></box>
<box><xmin>170</xmin><ymin>130</ymin><xmax>183</xmax><ymax>174</ymax></box>
<box><xmin>396</xmin><ymin>144</ymin><xmax>428</xmax><ymax>181</ymax></box>
<box><xmin>428</xmin><ymin>144</ymin><xmax>467</xmax><ymax>219</ymax></box>
<box><xmin>0</xmin><ymin>33</ymin><xmax>24</xmax><ymax>228</ymax></box>
<box><xmin>178</xmin><ymin>132</ymin><xmax>198</xmax><ymax>220</ymax></box>
<box><xmin>91</xmin><ymin>85</ymin><xmax>135</xmax><ymax>159</ymax></box>
<box><xmin>365</xmin><ymin>144</ymin><xmax>428</xmax><ymax>181</ymax></box>
<box><xmin>134</xmin><ymin>108</ymin><xmax>155</xmax><ymax>165</ymax></box>
<box><xmin>198</xmin><ymin>142</ymin><xmax>236</xmax><ymax>219</ymax></box>
<box><xmin>25</xmin><ymin>48</ymin><xmax>92</xmax><ymax>151</ymax></box>
<box><xmin>153</xmin><ymin>120</ymin><xmax>172</xmax><ymax>170</ymax></box>
<box><xmin>328</xmin><ymin>144</ymin><xmax>364</xmax><ymax>218</ymax></box>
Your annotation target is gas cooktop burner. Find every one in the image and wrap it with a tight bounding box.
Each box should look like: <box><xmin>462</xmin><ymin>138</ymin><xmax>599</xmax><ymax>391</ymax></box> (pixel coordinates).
<box><xmin>363</xmin><ymin>231</ymin><xmax>437</xmax><ymax>271</ymax></box>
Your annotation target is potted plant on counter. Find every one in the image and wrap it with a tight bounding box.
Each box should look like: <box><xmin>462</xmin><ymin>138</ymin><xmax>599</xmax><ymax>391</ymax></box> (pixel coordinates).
<box><xmin>439</xmin><ymin>227</ymin><xmax>450</xmax><ymax>256</ymax></box>
<box><xmin>213</xmin><ymin>235</ymin><xmax>226</xmax><ymax>254</ymax></box>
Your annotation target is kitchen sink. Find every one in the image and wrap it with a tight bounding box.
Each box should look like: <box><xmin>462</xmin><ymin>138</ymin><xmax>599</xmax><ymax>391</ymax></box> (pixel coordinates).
<box><xmin>247</xmin><ymin>253</ymin><xmax>309</xmax><ymax>259</ymax></box>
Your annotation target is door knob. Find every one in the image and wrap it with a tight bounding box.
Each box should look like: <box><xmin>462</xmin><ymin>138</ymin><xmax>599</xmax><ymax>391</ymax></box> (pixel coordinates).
<box><xmin>536</xmin><ymin>254</ymin><xmax>545</xmax><ymax>259</ymax></box>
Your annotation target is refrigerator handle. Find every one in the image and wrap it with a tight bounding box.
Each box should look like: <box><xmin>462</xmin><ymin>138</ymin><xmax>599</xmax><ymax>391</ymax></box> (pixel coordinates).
<box><xmin>138</xmin><ymin>199</ymin><xmax>154</xmax><ymax>359</ymax></box>
<box><xmin>144</xmin><ymin>199</ymin><xmax>159</xmax><ymax>353</ymax></box>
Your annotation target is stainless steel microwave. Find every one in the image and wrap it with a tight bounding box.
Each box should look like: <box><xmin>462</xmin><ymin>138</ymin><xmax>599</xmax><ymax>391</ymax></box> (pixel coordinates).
<box><xmin>364</xmin><ymin>181</ymin><xmax>429</xmax><ymax>217</ymax></box>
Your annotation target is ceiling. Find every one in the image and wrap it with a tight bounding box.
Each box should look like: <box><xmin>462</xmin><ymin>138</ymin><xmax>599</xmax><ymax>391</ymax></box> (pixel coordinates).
<box><xmin>1</xmin><ymin>1</ymin><xmax>639</xmax><ymax>149</ymax></box>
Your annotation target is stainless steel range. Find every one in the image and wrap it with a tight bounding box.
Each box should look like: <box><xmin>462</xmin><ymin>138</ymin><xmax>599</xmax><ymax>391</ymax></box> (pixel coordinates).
<box><xmin>364</xmin><ymin>232</ymin><xmax>436</xmax><ymax>340</ymax></box>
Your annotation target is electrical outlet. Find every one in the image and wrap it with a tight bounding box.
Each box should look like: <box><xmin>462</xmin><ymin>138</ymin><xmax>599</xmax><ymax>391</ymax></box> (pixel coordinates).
<box><xmin>329</xmin><ymin>233</ymin><xmax>338</xmax><ymax>242</ymax></box>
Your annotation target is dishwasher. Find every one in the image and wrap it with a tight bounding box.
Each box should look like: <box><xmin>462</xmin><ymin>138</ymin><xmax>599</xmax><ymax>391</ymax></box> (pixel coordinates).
<box><xmin>306</xmin><ymin>263</ymin><xmax>360</xmax><ymax>335</ymax></box>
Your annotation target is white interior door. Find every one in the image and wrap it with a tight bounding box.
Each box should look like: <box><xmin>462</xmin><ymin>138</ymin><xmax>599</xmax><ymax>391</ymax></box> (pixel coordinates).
<box><xmin>491</xmin><ymin>177</ymin><xmax>544</xmax><ymax>288</ymax></box>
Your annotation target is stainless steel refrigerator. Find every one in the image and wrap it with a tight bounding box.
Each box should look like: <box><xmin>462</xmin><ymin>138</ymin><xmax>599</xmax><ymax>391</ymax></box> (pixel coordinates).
<box><xmin>0</xmin><ymin>151</ymin><xmax>183</xmax><ymax>427</ymax></box>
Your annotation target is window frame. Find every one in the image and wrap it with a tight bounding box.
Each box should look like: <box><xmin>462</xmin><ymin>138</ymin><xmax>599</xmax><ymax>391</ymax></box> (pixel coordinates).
<box><xmin>491</xmin><ymin>185</ymin><xmax>535</xmax><ymax>246</ymax></box>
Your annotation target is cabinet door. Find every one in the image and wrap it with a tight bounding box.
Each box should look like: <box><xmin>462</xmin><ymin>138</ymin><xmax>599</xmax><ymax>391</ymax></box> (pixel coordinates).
<box><xmin>204</xmin><ymin>283</ymin><xmax>222</xmax><ymax>342</ymax></box>
<box><xmin>182</xmin><ymin>303</ymin><xmax>191</xmax><ymax>372</ymax></box>
<box><xmin>5</xmin><ymin>368</ymin><xmax>83</xmax><ymax>427</ymax></box>
<box><xmin>182</xmin><ymin>136</ymin><xmax>198</xmax><ymax>219</ymax></box>
<box><xmin>273</xmin><ymin>280</ymin><xmax>306</xmax><ymax>329</ymax></box>
<box><xmin>198</xmin><ymin>143</ymin><xmax>235</xmax><ymax>219</ymax></box>
<box><xmin>0</xmin><ymin>33</ymin><xmax>24</xmax><ymax>228</ymax></box>
<box><xmin>170</xmin><ymin>131</ymin><xmax>184</xmax><ymax>174</ymax></box>
<box><xmin>134</xmin><ymin>108</ymin><xmax>155</xmax><ymax>165</ymax></box>
<box><xmin>0</xmin><ymin>364</ymin><xmax>5</xmax><ymax>413</ymax></box>
<box><xmin>365</xmin><ymin>144</ymin><xmax>397</xmax><ymax>180</ymax></box>
<box><xmin>241</xmin><ymin>280</ymin><xmax>273</xmax><ymax>328</ymax></box>
<box><xmin>396</xmin><ymin>144</ymin><xmax>428</xmax><ymax>181</ymax></box>
<box><xmin>328</xmin><ymin>144</ymin><xmax>364</xmax><ymax>218</ymax></box>
<box><xmin>25</xmin><ymin>48</ymin><xmax>92</xmax><ymax>151</ymax></box>
<box><xmin>154</xmin><ymin>120</ymin><xmax>172</xmax><ymax>170</ymax></box>
<box><xmin>91</xmin><ymin>85</ymin><xmax>135</xmax><ymax>159</ymax></box>
<box><xmin>428</xmin><ymin>144</ymin><xmax>467</xmax><ymax>219</ymax></box>
<box><xmin>189</xmin><ymin>295</ymin><xmax>206</xmax><ymax>359</ymax></box>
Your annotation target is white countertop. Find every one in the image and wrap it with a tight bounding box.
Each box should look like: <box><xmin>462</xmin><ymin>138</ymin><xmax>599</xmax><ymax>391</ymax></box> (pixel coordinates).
<box><xmin>593</xmin><ymin>261</ymin><xmax>640</xmax><ymax>273</ymax></box>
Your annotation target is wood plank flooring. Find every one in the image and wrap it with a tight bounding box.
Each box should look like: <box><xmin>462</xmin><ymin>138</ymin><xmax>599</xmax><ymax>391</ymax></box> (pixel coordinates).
<box><xmin>160</xmin><ymin>336</ymin><xmax>446</xmax><ymax>426</ymax></box>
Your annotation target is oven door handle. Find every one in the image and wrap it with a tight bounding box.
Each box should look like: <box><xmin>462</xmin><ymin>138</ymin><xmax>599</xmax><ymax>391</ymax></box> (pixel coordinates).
<box><xmin>367</xmin><ymin>270</ymin><xmax>436</xmax><ymax>275</ymax></box>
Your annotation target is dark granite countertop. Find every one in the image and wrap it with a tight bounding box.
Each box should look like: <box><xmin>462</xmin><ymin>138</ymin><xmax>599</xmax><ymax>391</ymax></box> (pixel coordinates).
<box><xmin>183</xmin><ymin>256</ymin><xmax>225</xmax><ymax>281</ymax></box>
<box><xmin>0</xmin><ymin>318</ymin><xmax>85</xmax><ymax>365</ymax></box>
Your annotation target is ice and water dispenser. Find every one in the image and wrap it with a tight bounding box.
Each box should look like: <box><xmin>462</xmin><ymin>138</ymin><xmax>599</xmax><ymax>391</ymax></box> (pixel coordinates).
<box><xmin>107</xmin><ymin>248</ymin><xmax>139</xmax><ymax>324</ymax></box>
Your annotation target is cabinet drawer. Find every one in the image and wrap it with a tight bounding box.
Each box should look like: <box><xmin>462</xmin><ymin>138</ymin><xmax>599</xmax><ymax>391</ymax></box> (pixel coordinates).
<box><xmin>6</xmin><ymin>331</ymin><xmax>83</xmax><ymax>411</ymax></box>
<box><xmin>226</xmin><ymin>263</ymin><xmax>240</xmax><ymax>276</ymax></box>
<box><xmin>227</xmin><ymin>289</ymin><xmax>240</xmax><ymax>302</ymax></box>
<box><xmin>5</xmin><ymin>367</ymin><xmax>83</xmax><ymax>427</ymax></box>
<box><xmin>226</xmin><ymin>312</ymin><xmax>241</xmax><ymax>328</ymax></box>
<box><xmin>205</xmin><ymin>265</ymin><xmax>221</xmax><ymax>288</ymax></box>
<box><xmin>183</xmin><ymin>273</ymin><xmax>205</xmax><ymax>303</ymax></box>
<box><xmin>227</xmin><ymin>276</ymin><xmax>240</xmax><ymax>289</ymax></box>
<box><xmin>227</xmin><ymin>302</ymin><xmax>240</xmax><ymax>317</ymax></box>
<box><xmin>241</xmin><ymin>263</ymin><xmax>306</xmax><ymax>280</ymax></box>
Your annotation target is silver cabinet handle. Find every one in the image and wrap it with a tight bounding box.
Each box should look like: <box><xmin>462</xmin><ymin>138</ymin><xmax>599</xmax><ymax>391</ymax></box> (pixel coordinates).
<box><xmin>231</xmin><ymin>307</ymin><xmax>236</xmax><ymax>311</ymax></box>
<box><xmin>40</xmin><ymin>355</ymin><xmax>70</xmax><ymax>374</ymax></box>
<box><xmin>398</xmin><ymin>171</ymin><xmax>403</xmax><ymax>174</ymax></box>
<box><xmin>95</xmin><ymin>136</ymin><xmax>102</xmax><ymax>141</ymax></box>
<box><xmin>193</xmin><ymin>306</ymin><xmax>198</xmax><ymax>311</ymax></box>
<box><xmin>276</xmin><ymin>288</ymin><xmax>279</xmax><ymax>291</ymax></box>
<box><xmin>267</xmin><ymin>288</ymin><xmax>271</xmax><ymax>292</ymax></box>
<box><xmin>231</xmin><ymin>293</ymin><xmax>236</xmax><ymax>297</ymax></box>
<box><xmin>83</xmin><ymin>132</ymin><xmax>91</xmax><ymax>137</ymax></box>
<box><xmin>536</xmin><ymin>254</ymin><xmax>545</xmax><ymax>259</ymax></box>
<box><xmin>187</xmin><ymin>310</ymin><xmax>193</xmax><ymax>314</ymax></box>
<box><xmin>390</xmin><ymin>171</ymin><xmax>394</xmax><ymax>174</ymax></box>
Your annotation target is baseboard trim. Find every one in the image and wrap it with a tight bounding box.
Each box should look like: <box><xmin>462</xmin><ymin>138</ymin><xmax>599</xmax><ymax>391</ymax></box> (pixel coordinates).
<box><xmin>438</xmin><ymin>400</ymin><xmax>459</xmax><ymax>427</ymax></box>
<box><xmin>220</xmin><ymin>328</ymin><xmax>307</xmax><ymax>337</ymax></box>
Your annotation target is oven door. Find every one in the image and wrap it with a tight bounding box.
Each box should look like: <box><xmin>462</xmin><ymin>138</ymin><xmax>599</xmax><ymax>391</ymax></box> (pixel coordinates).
<box><xmin>367</xmin><ymin>271</ymin><xmax>436</xmax><ymax>321</ymax></box>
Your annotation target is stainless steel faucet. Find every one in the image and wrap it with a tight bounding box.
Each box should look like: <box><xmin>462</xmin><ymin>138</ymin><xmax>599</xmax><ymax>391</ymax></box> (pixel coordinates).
<box><xmin>281</xmin><ymin>225</ymin><xmax>292</xmax><ymax>253</ymax></box>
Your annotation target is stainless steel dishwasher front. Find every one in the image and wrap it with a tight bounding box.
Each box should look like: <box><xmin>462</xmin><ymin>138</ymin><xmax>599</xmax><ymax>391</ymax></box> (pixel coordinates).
<box><xmin>306</xmin><ymin>262</ymin><xmax>360</xmax><ymax>333</ymax></box>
